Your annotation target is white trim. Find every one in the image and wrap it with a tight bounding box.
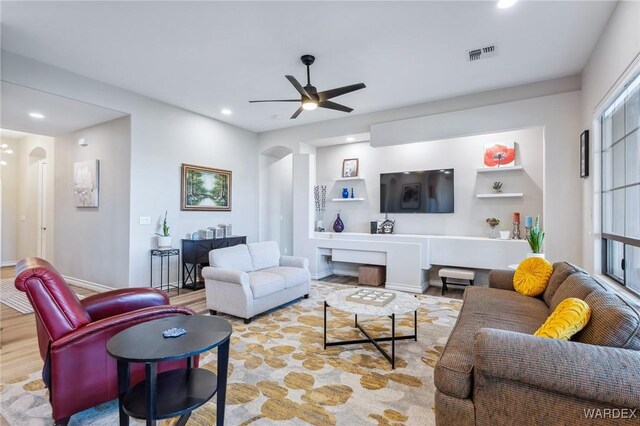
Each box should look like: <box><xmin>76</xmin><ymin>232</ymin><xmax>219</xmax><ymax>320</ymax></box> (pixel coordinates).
<box><xmin>593</xmin><ymin>52</ymin><xmax>640</xmax><ymax>117</ymax></box>
<box><xmin>1</xmin><ymin>261</ymin><xmax>18</xmax><ymax>267</ymax></box>
<box><xmin>62</xmin><ymin>275</ymin><xmax>112</xmax><ymax>293</ymax></box>
<box><xmin>385</xmin><ymin>281</ymin><xmax>428</xmax><ymax>294</ymax></box>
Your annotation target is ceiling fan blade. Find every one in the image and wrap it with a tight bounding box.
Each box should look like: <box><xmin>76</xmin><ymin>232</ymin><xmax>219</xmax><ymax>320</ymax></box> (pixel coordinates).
<box><xmin>317</xmin><ymin>83</ymin><xmax>366</xmax><ymax>101</ymax></box>
<box><xmin>318</xmin><ymin>100</ymin><xmax>353</xmax><ymax>113</ymax></box>
<box><xmin>285</xmin><ymin>75</ymin><xmax>311</xmax><ymax>99</ymax></box>
<box><xmin>291</xmin><ymin>106</ymin><xmax>304</xmax><ymax>119</ymax></box>
<box><xmin>249</xmin><ymin>99</ymin><xmax>300</xmax><ymax>103</ymax></box>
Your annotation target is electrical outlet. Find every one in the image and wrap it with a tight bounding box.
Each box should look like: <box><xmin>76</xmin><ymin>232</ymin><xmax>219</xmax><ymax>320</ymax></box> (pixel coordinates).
<box><xmin>139</xmin><ymin>216</ymin><xmax>151</xmax><ymax>225</ymax></box>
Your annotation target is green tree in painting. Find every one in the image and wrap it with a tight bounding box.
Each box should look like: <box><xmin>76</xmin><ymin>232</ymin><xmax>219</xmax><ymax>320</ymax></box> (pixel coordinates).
<box><xmin>212</xmin><ymin>173</ymin><xmax>228</xmax><ymax>205</ymax></box>
<box><xmin>186</xmin><ymin>170</ymin><xmax>208</xmax><ymax>204</ymax></box>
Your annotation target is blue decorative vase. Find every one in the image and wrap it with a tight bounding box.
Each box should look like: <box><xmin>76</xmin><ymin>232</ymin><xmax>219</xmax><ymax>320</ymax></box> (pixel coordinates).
<box><xmin>342</xmin><ymin>188</ymin><xmax>349</xmax><ymax>199</ymax></box>
<box><xmin>333</xmin><ymin>213</ymin><xmax>345</xmax><ymax>233</ymax></box>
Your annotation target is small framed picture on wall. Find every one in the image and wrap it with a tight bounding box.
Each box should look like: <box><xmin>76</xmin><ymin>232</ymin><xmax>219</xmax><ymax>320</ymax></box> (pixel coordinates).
<box><xmin>580</xmin><ymin>130</ymin><xmax>589</xmax><ymax>178</ymax></box>
<box><xmin>342</xmin><ymin>158</ymin><xmax>359</xmax><ymax>178</ymax></box>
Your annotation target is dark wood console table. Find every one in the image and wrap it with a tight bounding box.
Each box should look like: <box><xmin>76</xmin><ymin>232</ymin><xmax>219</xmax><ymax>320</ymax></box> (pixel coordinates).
<box><xmin>182</xmin><ymin>236</ymin><xmax>246</xmax><ymax>290</ymax></box>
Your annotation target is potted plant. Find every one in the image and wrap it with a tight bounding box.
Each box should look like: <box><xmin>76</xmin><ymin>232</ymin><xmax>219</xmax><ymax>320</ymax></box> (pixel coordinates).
<box><xmin>527</xmin><ymin>215</ymin><xmax>545</xmax><ymax>258</ymax></box>
<box><xmin>486</xmin><ymin>217</ymin><xmax>500</xmax><ymax>238</ymax></box>
<box><xmin>156</xmin><ymin>211</ymin><xmax>172</xmax><ymax>248</ymax></box>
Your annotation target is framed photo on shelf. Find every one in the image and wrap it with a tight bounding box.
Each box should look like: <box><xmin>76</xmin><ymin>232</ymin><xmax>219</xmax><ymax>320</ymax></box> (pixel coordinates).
<box><xmin>181</xmin><ymin>163</ymin><xmax>232</xmax><ymax>211</ymax></box>
<box><xmin>342</xmin><ymin>158</ymin><xmax>359</xmax><ymax>178</ymax></box>
<box><xmin>580</xmin><ymin>130</ymin><xmax>589</xmax><ymax>178</ymax></box>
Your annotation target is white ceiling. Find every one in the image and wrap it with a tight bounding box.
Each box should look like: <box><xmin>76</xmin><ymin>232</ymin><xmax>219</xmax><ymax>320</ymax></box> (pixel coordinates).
<box><xmin>0</xmin><ymin>1</ymin><xmax>615</xmax><ymax>133</ymax></box>
<box><xmin>0</xmin><ymin>82</ymin><xmax>127</xmax><ymax>137</ymax></box>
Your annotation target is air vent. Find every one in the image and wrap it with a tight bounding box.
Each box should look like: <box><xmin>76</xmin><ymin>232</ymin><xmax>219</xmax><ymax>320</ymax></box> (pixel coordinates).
<box><xmin>467</xmin><ymin>44</ymin><xmax>498</xmax><ymax>62</ymax></box>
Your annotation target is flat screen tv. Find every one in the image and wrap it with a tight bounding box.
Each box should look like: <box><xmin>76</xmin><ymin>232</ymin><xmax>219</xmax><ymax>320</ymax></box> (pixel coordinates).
<box><xmin>380</xmin><ymin>169</ymin><xmax>454</xmax><ymax>213</ymax></box>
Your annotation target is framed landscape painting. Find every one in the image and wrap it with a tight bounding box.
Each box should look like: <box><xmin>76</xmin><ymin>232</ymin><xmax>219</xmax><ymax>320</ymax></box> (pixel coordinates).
<box><xmin>181</xmin><ymin>163</ymin><xmax>232</xmax><ymax>211</ymax></box>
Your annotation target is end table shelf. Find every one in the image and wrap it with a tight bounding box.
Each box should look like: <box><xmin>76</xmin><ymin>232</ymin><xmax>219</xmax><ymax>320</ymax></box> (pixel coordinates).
<box><xmin>122</xmin><ymin>368</ymin><xmax>217</xmax><ymax>420</ymax></box>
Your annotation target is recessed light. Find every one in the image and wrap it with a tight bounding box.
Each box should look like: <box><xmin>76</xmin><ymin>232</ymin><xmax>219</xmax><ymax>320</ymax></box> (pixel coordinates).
<box><xmin>497</xmin><ymin>0</ymin><xmax>518</xmax><ymax>8</ymax></box>
<box><xmin>221</xmin><ymin>108</ymin><xmax>232</xmax><ymax>115</ymax></box>
<box><xmin>29</xmin><ymin>112</ymin><xmax>45</xmax><ymax>119</ymax></box>
<box><xmin>4</xmin><ymin>149</ymin><xmax>13</xmax><ymax>154</ymax></box>
<box><xmin>346</xmin><ymin>137</ymin><xmax>355</xmax><ymax>142</ymax></box>
<box><xmin>0</xmin><ymin>160</ymin><xmax>6</xmax><ymax>166</ymax></box>
<box><xmin>0</xmin><ymin>144</ymin><xmax>7</xmax><ymax>149</ymax></box>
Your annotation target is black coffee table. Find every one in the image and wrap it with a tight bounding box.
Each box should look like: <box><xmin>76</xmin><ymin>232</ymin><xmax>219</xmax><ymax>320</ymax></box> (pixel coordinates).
<box><xmin>107</xmin><ymin>315</ymin><xmax>232</xmax><ymax>426</ymax></box>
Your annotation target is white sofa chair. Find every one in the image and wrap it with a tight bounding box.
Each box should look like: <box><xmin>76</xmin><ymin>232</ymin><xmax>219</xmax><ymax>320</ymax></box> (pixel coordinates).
<box><xmin>202</xmin><ymin>241</ymin><xmax>310</xmax><ymax>323</ymax></box>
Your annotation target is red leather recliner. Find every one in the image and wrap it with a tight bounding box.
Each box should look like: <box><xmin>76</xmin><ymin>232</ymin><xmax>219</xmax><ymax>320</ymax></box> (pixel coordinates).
<box><xmin>14</xmin><ymin>258</ymin><xmax>196</xmax><ymax>425</ymax></box>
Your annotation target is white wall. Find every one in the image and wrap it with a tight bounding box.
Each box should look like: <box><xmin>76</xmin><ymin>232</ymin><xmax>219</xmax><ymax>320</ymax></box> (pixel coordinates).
<box><xmin>261</xmin><ymin>79</ymin><xmax>583</xmax><ymax>265</ymax></box>
<box><xmin>263</xmin><ymin>153</ymin><xmax>293</xmax><ymax>255</ymax></box>
<box><xmin>14</xmin><ymin>134</ymin><xmax>55</xmax><ymax>262</ymax></box>
<box><xmin>2</xmin><ymin>52</ymin><xmax>260</xmax><ymax>287</ymax></box>
<box><xmin>581</xmin><ymin>0</ymin><xmax>640</xmax><ymax>273</ymax></box>
<box><xmin>316</xmin><ymin>128</ymin><xmax>543</xmax><ymax>236</ymax></box>
<box><xmin>54</xmin><ymin>116</ymin><xmax>131</xmax><ymax>287</ymax></box>
<box><xmin>1</xmin><ymin>137</ymin><xmax>20</xmax><ymax>265</ymax></box>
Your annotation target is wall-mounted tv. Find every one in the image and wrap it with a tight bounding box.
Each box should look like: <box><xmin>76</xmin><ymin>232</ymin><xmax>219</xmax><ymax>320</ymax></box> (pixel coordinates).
<box><xmin>380</xmin><ymin>169</ymin><xmax>454</xmax><ymax>213</ymax></box>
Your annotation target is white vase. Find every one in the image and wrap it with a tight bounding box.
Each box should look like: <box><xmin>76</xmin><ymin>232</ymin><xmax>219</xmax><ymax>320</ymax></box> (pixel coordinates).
<box><xmin>157</xmin><ymin>236</ymin><xmax>172</xmax><ymax>248</ymax></box>
<box><xmin>499</xmin><ymin>231</ymin><xmax>510</xmax><ymax>239</ymax></box>
<box><xmin>316</xmin><ymin>220</ymin><xmax>325</xmax><ymax>232</ymax></box>
<box><xmin>527</xmin><ymin>252</ymin><xmax>545</xmax><ymax>259</ymax></box>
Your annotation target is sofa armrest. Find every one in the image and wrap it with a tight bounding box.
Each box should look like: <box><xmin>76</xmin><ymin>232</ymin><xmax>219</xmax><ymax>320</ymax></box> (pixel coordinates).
<box><xmin>474</xmin><ymin>328</ymin><xmax>640</xmax><ymax>408</ymax></box>
<box><xmin>81</xmin><ymin>288</ymin><xmax>169</xmax><ymax>321</ymax></box>
<box><xmin>280</xmin><ymin>255</ymin><xmax>309</xmax><ymax>270</ymax></box>
<box><xmin>202</xmin><ymin>267</ymin><xmax>249</xmax><ymax>286</ymax></box>
<box><xmin>488</xmin><ymin>269</ymin><xmax>516</xmax><ymax>291</ymax></box>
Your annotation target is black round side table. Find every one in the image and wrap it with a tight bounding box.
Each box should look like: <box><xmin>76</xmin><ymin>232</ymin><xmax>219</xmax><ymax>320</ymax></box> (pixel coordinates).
<box><xmin>107</xmin><ymin>315</ymin><xmax>232</xmax><ymax>426</ymax></box>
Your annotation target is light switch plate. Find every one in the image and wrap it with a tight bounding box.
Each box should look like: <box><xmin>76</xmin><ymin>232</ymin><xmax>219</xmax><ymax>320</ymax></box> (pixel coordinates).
<box><xmin>139</xmin><ymin>216</ymin><xmax>151</xmax><ymax>225</ymax></box>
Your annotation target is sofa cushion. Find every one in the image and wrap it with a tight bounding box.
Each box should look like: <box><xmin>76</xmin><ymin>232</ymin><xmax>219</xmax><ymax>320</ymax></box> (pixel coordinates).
<box><xmin>248</xmin><ymin>241</ymin><xmax>281</xmax><ymax>271</ymax></box>
<box><xmin>575</xmin><ymin>291</ymin><xmax>640</xmax><ymax>349</ymax></box>
<box><xmin>248</xmin><ymin>272</ymin><xmax>285</xmax><ymax>298</ymax></box>
<box><xmin>534</xmin><ymin>297</ymin><xmax>591</xmax><ymax>340</ymax></box>
<box><xmin>549</xmin><ymin>273</ymin><xmax>606</xmax><ymax>311</ymax></box>
<box><xmin>262</xmin><ymin>266</ymin><xmax>309</xmax><ymax>288</ymax></box>
<box><xmin>434</xmin><ymin>287</ymin><xmax>549</xmax><ymax>399</ymax></box>
<box><xmin>513</xmin><ymin>257</ymin><xmax>553</xmax><ymax>297</ymax></box>
<box><xmin>210</xmin><ymin>245</ymin><xmax>254</xmax><ymax>272</ymax></box>
<box><xmin>542</xmin><ymin>262</ymin><xmax>585</xmax><ymax>306</ymax></box>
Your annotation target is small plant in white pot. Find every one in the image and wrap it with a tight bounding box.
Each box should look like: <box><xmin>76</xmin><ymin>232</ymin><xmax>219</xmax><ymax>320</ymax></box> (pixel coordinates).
<box><xmin>156</xmin><ymin>211</ymin><xmax>172</xmax><ymax>248</ymax></box>
<box><xmin>527</xmin><ymin>216</ymin><xmax>545</xmax><ymax>258</ymax></box>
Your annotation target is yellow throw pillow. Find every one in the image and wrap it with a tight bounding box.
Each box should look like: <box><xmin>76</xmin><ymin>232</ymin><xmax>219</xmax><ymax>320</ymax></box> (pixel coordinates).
<box><xmin>513</xmin><ymin>257</ymin><xmax>553</xmax><ymax>297</ymax></box>
<box><xmin>534</xmin><ymin>298</ymin><xmax>591</xmax><ymax>340</ymax></box>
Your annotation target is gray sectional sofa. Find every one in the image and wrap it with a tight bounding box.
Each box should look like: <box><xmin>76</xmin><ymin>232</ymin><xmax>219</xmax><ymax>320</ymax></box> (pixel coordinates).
<box><xmin>434</xmin><ymin>262</ymin><xmax>640</xmax><ymax>425</ymax></box>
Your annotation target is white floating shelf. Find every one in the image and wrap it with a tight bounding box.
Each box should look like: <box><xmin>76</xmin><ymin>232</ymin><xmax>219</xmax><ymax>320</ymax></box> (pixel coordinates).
<box><xmin>331</xmin><ymin>198</ymin><xmax>366</xmax><ymax>202</ymax></box>
<box><xmin>334</xmin><ymin>176</ymin><xmax>365</xmax><ymax>181</ymax></box>
<box><xmin>476</xmin><ymin>193</ymin><xmax>524</xmax><ymax>198</ymax></box>
<box><xmin>476</xmin><ymin>166</ymin><xmax>523</xmax><ymax>173</ymax></box>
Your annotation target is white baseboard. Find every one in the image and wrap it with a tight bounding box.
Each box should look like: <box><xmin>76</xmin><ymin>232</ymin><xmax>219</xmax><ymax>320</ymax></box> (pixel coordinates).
<box><xmin>62</xmin><ymin>275</ymin><xmax>113</xmax><ymax>293</ymax></box>
<box><xmin>1</xmin><ymin>260</ymin><xmax>18</xmax><ymax>267</ymax></box>
<box><xmin>385</xmin><ymin>281</ymin><xmax>428</xmax><ymax>294</ymax></box>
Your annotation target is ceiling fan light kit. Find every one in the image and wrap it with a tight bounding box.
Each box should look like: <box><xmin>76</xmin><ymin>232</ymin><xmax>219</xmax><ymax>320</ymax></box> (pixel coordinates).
<box><xmin>249</xmin><ymin>54</ymin><xmax>366</xmax><ymax>119</ymax></box>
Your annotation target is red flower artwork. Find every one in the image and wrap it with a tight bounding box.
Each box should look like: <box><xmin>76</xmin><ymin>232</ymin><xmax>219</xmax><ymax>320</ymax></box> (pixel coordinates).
<box><xmin>484</xmin><ymin>143</ymin><xmax>515</xmax><ymax>167</ymax></box>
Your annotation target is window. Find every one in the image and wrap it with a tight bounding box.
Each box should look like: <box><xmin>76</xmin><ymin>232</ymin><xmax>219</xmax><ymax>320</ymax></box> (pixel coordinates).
<box><xmin>601</xmin><ymin>72</ymin><xmax>640</xmax><ymax>295</ymax></box>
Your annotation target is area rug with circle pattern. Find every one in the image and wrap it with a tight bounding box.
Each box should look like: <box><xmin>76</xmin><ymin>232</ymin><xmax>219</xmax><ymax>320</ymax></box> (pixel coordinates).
<box><xmin>0</xmin><ymin>281</ymin><xmax>461</xmax><ymax>426</ymax></box>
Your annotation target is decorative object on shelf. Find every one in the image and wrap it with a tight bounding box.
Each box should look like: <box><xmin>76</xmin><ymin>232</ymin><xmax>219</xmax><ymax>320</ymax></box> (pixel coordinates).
<box><xmin>350</xmin><ymin>187</ymin><xmax>354</xmax><ymax>198</ymax></box>
<box><xmin>199</xmin><ymin>228</ymin><xmax>214</xmax><ymax>239</ymax></box>
<box><xmin>191</xmin><ymin>231</ymin><xmax>200</xmax><ymax>240</ymax></box>
<box><xmin>314</xmin><ymin>185</ymin><xmax>327</xmax><ymax>231</ymax></box>
<box><xmin>342</xmin><ymin>187</ymin><xmax>349</xmax><ymax>198</ymax></box>
<box><xmin>512</xmin><ymin>212</ymin><xmax>521</xmax><ymax>240</ymax></box>
<box><xmin>219</xmin><ymin>224</ymin><xmax>232</xmax><ymax>237</ymax></box>
<box><xmin>484</xmin><ymin>142</ymin><xmax>515</xmax><ymax>168</ymax></box>
<box><xmin>213</xmin><ymin>227</ymin><xmax>225</xmax><ymax>238</ymax></box>
<box><xmin>486</xmin><ymin>217</ymin><xmax>501</xmax><ymax>239</ymax></box>
<box><xmin>524</xmin><ymin>215</ymin><xmax>533</xmax><ymax>240</ymax></box>
<box><xmin>333</xmin><ymin>211</ymin><xmax>345</xmax><ymax>233</ymax></box>
<box><xmin>492</xmin><ymin>181</ymin><xmax>503</xmax><ymax>193</ymax></box>
<box><xmin>74</xmin><ymin>159</ymin><xmax>100</xmax><ymax>207</ymax></box>
<box><xmin>527</xmin><ymin>215</ymin><xmax>545</xmax><ymax>258</ymax></box>
<box><xmin>342</xmin><ymin>158</ymin><xmax>359</xmax><ymax>178</ymax></box>
<box><xmin>156</xmin><ymin>211</ymin><xmax>172</xmax><ymax>248</ymax></box>
<box><xmin>346</xmin><ymin>289</ymin><xmax>396</xmax><ymax>307</ymax></box>
<box><xmin>500</xmin><ymin>230</ymin><xmax>511</xmax><ymax>239</ymax></box>
<box><xmin>370</xmin><ymin>221</ymin><xmax>378</xmax><ymax>234</ymax></box>
<box><xmin>580</xmin><ymin>130</ymin><xmax>589</xmax><ymax>178</ymax></box>
<box><xmin>377</xmin><ymin>213</ymin><xmax>395</xmax><ymax>234</ymax></box>
<box><xmin>162</xmin><ymin>327</ymin><xmax>187</xmax><ymax>338</ymax></box>
<box><xmin>181</xmin><ymin>163</ymin><xmax>231</xmax><ymax>211</ymax></box>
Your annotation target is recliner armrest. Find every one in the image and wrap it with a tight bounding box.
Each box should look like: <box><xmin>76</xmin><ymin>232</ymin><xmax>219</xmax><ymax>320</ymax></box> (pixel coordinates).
<box><xmin>488</xmin><ymin>269</ymin><xmax>516</xmax><ymax>291</ymax></box>
<box><xmin>202</xmin><ymin>267</ymin><xmax>249</xmax><ymax>286</ymax></box>
<box><xmin>280</xmin><ymin>255</ymin><xmax>309</xmax><ymax>270</ymax></box>
<box><xmin>473</xmin><ymin>328</ymin><xmax>640</xmax><ymax>408</ymax></box>
<box><xmin>81</xmin><ymin>288</ymin><xmax>169</xmax><ymax>321</ymax></box>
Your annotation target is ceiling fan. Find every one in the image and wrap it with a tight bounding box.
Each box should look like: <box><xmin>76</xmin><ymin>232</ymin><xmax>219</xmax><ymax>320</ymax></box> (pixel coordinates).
<box><xmin>249</xmin><ymin>55</ymin><xmax>366</xmax><ymax>119</ymax></box>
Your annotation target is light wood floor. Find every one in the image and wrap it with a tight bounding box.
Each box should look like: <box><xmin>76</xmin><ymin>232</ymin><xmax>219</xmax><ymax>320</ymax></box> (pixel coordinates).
<box><xmin>0</xmin><ymin>269</ymin><xmax>459</xmax><ymax>384</ymax></box>
<box><xmin>0</xmin><ymin>267</ymin><xmax>207</xmax><ymax>383</ymax></box>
